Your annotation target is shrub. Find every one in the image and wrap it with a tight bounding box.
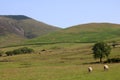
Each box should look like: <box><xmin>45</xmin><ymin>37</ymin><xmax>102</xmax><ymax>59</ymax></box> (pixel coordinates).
<box><xmin>105</xmin><ymin>57</ymin><xmax>120</xmax><ymax>63</ymax></box>
<box><xmin>5</xmin><ymin>47</ymin><xmax>34</xmax><ymax>56</ymax></box>
<box><xmin>13</xmin><ymin>49</ymin><xmax>22</xmax><ymax>55</ymax></box>
<box><xmin>19</xmin><ymin>47</ymin><xmax>34</xmax><ymax>54</ymax></box>
<box><xmin>5</xmin><ymin>51</ymin><xmax>13</xmax><ymax>56</ymax></box>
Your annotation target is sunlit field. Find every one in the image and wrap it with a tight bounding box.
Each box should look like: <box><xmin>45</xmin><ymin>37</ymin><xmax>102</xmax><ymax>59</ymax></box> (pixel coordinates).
<box><xmin>0</xmin><ymin>43</ymin><xmax>119</xmax><ymax>80</ymax></box>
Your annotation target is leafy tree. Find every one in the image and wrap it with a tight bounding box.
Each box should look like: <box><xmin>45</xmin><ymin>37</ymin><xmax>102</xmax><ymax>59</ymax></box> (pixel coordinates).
<box><xmin>92</xmin><ymin>42</ymin><xmax>111</xmax><ymax>63</ymax></box>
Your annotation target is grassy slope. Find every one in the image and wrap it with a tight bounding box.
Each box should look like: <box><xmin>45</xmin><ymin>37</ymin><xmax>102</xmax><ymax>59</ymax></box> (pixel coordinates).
<box><xmin>26</xmin><ymin>23</ymin><xmax>120</xmax><ymax>44</ymax></box>
<box><xmin>0</xmin><ymin>43</ymin><xmax>120</xmax><ymax>80</ymax></box>
<box><xmin>19</xmin><ymin>19</ymin><xmax>61</xmax><ymax>38</ymax></box>
<box><xmin>0</xmin><ymin>34</ymin><xmax>26</xmax><ymax>47</ymax></box>
<box><xmin>0</xmin><ymin>15</ymin><xmax>60</xmax><ymax>47</ymax></box>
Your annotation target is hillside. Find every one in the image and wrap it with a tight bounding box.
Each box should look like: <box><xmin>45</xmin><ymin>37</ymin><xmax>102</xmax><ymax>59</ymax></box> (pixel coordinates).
<box><xmin>0</xmin><ymin>23</ymin><xmax>120</xmax><ymax>80</ymax></box>
<box><xmin>0</xmin><ymin>43</ymin><xmax>120</xmax><ymax>80</ymax></box>
<box><xmin>26</xmin><ymin>23</ymin><xmax>120</xmax><ymax>44</ymax></box>
<box><xmin>0</xmin><ymin>15</ymin><xmax>60</xmax><ymax>46</ymax></box>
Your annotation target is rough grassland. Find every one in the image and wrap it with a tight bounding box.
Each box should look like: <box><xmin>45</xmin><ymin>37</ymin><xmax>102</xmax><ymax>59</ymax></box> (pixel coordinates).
<box><xmin>0</xmin><ymin>43</ymin><xmax>120</xmax><ymax>80</ymax></box>
<box><xmin>26</xmin><ymin>23</ymin><xmax>120</xmax><ymax>44</ymax></box>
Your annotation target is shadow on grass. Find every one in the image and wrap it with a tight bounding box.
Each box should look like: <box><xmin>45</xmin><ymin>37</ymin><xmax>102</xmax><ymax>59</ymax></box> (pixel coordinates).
<box><xmin>0</xmin><ymin>59</ymin><xmax>13</xmax><ymax>62</ymax></box>
<box><xmin>82</xmin><ymin>61</ymin><xmax>101</xmax><ymax>65</ymax></box>
<box><xmin>19</xmin><ymin>63</ymin><xmax>32</xmax><ymax>68</ymax></box>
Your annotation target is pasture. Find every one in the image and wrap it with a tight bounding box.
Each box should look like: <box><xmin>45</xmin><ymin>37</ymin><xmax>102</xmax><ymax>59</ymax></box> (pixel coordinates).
<box><xmin>0</xmin><ymin>43</ymin><xmax>120</xmax><ymax>80</ymax></box>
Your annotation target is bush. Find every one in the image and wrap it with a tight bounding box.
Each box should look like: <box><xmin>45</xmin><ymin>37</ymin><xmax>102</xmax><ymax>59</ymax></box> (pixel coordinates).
<box><xmin>13</xmin><ymin>49</ymin><xmax>22</xmax><ymax>55</ymax></box>
<box><xmin>5</xmin><ymin>47</ymin><xmax>34</xmax><ymax>56</ymax></box>
<box><xmin>105</xmin><ymin>57</ymin><xmax>120</xmax><ymax>63</ymax></box>
<box><xmin>5</xmin><ymin>51</ymin><xmax>13</xmax><ymax>56</ymax></box>
<box><xmin>19</xmin><ymin>47</ymin><xmax>34</xmax><ymax>54</ymax></box>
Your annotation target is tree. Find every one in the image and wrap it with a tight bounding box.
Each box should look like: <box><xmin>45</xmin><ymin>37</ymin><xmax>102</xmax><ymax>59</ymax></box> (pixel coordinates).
<box><xmin>92</xmin><ymin>42</ymin><xmax>111</xmax><ymax>63</ymax></box>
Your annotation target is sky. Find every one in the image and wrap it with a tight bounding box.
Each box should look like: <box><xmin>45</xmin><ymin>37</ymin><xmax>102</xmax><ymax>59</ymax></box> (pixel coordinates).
<box><xmin>0</xmin><ymin>0</ymin><xmax>120</xmax><ymax>28</ymax></box>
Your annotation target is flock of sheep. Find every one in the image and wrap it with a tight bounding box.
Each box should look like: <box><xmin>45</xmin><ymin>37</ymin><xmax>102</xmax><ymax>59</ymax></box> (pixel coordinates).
<box><xmin>88</xmin><ymin>64</ymin><xmax>109</xmax><ymax>72</ymax></box>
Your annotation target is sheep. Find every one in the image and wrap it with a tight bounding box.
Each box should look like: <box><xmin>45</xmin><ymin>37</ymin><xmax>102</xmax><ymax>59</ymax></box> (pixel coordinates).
<box><xmin>88</xmin><ymin>67</ymin><xmax>93</xmax><ymax>72</ymax></box>
<box><xmin>104</xmin><ymin>64</ymin><xmax>109</xmax><ymax>71</ymax></box>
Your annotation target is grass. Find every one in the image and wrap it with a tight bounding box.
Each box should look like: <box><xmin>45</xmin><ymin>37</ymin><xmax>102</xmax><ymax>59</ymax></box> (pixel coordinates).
<box><xmin>1</xmin><ymin>23</ymin><xmax>120</xmax><ymax>48</ymax></box>
<box><xmin>0</xmin><ymin>34</ymin><xmax>25</xmax><ymax>47</ymax></box>
<box><xmin>26</xmin><ymin>23</ymin><xmax>120</xmax><ymax>45</ymax></box>
<box><xmin>0</xmin><ymin>43</ymin><xmax>119</xmax><ymax>80</ymax></box>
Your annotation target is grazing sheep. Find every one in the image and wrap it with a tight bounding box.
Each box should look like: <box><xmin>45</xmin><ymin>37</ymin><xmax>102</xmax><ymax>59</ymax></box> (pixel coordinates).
<box><xmin>104</xmin><ymin>64</ymin><xmax>109</xmax><ymax>71</ymax></box>
<box><xmin>88</xmin><ymin>67</ymin><xmax>93</xmax><ymax>72</ymax></box>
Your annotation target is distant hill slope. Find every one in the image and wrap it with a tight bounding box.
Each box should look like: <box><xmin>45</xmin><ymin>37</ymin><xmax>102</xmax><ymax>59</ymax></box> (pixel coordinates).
<box><xmin>0</xmin><ymin>15</ymin><xmax>60</xmax><ymax>46</ymax></box>
<box><xmin>26</xmin><ymin>23</ymin><xmax>120</xmax><ymax>44</ymax></box>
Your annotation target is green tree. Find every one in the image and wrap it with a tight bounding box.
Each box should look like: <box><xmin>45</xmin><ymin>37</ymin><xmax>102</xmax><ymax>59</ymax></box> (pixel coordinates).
<box><xmin>92</xmin><ymin>42</ymin><xmax>111</xmax><ymax>63</ymax></box>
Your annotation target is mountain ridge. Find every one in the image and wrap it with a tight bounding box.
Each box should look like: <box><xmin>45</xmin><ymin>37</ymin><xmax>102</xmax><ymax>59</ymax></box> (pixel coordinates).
<box><xmin>0</xmin><ymin>15</ymin><xmax>61</xmax><ymax>37</ymax></box>
<box><xmin>0</xmin><ymin>15</ymin><xmax>61</xmax><ymax>47</ymax></box>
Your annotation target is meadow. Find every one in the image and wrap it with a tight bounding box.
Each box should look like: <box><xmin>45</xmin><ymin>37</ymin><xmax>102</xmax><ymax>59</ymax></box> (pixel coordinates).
<box><xmin>0</xmin><ymin>43</ymin><xmax>120</xmax><ymax>80</ymax></box>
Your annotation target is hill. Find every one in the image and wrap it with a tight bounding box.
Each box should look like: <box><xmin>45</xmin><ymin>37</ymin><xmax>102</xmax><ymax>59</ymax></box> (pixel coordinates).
<box><xmin>0</xmin><ymin>22</ymin><xmax>120</xmax><ymax>80</ymax></box>
<box><xmin>0</xmin><ymin>15</ymin><xmax>60</xmax><ymax>46</ymax></box>
<box><xmin>26</xmin><ymin>23</ymin><xmax>120</xmax><ymax>44</ymax></box>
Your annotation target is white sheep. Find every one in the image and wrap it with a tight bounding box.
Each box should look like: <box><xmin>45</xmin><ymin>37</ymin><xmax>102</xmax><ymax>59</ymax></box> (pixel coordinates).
<box><xmin>88</xmin><ymin>67</ymin><xmax>93</xmax><ymax>72</ymax></box>
<box><xmin>104</xmin><ymin>64</ymin><xmax>109</xmax><ymax>71</ymax></box>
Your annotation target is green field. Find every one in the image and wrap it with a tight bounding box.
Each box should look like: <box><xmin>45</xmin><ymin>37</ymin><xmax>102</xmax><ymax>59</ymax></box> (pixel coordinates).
<box><xmin>26</xmin><ymin>23</ymin><xmax>120</xmax><ymax>45</ymax></box>
<box><xmin>0</xmin><ymin>43</ymin><xmax>119</xmax><ymax>80</ymax></box>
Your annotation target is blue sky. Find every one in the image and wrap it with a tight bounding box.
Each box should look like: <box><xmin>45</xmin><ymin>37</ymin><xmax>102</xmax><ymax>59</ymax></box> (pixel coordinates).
<box><xmin>0</xmin><ymin>0</ymin><xmax>120</xmax><ymax>28</ymax></box>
